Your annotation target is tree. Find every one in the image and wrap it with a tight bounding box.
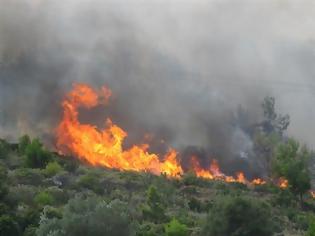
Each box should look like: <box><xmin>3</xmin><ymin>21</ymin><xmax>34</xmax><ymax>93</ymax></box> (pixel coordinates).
<box><xmin>164</xmin><ymin>218</ymin><xmax>188</xmax><ymax>236</ymax></box>
<box><xmin>202</xmin><ymin>196</ymin><xmax>274</xmax><ymax>236</ymax></box>
<box><xmin>261</xmin><ymin>96</ymin><xmax>290</xmax><ymax>135</ymax></box>
<box><xmin>251</xmin><ymin>97</ymin><xmax>289</xmax><ymax>176</ymax></box>
<box><xmin>273</xmin><ymin>139</ymin><xmax>311</xmax><ymax>202</ymax></box>
<box><xmin>24</xmin><ymin>138</ymin><xmax>51</xmax><ymax>168</ymax></box>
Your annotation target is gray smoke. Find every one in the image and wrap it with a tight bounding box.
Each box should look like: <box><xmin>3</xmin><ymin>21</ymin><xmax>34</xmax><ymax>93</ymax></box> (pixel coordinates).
<box><xmin>1</xmin><ymin>0</ymin><xmax>315</xmax><ymax>175</ymax></box>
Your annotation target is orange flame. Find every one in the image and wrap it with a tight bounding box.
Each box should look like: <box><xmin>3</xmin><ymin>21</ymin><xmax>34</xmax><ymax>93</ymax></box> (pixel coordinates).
<box><xmin>190</xmin><ymin>156</ymin><xmax>265</xmax><ymax>185</ymax></box>
<box><xmin>278</xmin><ymin>177</ymin><xmax>289</xmax><ymax>189</ymax></box>
<box><xmin>55</xmin><ymin>84</ymin><xmax>269</xmax><ymax>186</ymax></box>
<box><xmin>56</xmin><ymin>84</ymin><xmax>183</xmax><ymax>177</ymax></box>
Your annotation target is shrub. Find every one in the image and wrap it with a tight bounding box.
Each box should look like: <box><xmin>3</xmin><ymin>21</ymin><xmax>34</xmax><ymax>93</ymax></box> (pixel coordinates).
<box><xmin>36</xmin><ymin>197</ymin><xmax>135</xmax><ymax>236</ymax></box>
<box><xmin>137</xmin><ymin>222</ymin><xmax>163</xmax><ymax>236</ymax></box>
<box><xmin>164</xmin><ymin>218</ymin><xmax>188</xmax><ymax>236</ymax></box>
<box><xmin>308</xmin><ymin>217</ymin><xmax>315</xmax><ymax>236</ymax></box>
<box><xmin>77</xmin><ymin>172</ymin><xmax>104</xmax><ymax>194</ymax></box>
<box><xmin>0</xmin><ymin>215</ymin><xmax>20</xmax><ymax>236</ymax></box>
<box><xmin>142</xmin><ymin>186</ymin><xmax>167</xmax><ymax>223</ymax></box>
<box><xmin>35</xmin><ymin>191</ymin><xmax>54</xmax><ymax>206</ymax></box>
<box><xmin>6</xmin><ymin>185</ymin><xmax>37</xmax><ymax>206</ymax></box>
<box><xmin>12</xmin><ymin>168</ymin><xmax>44</xmax><ymax>185</ymax></box>
<box><xmin>43</xmin><ymin>162</ymin><xmax>63</xmax><ymax>177</ymax></box>
<box><xmin>24</xmin><ymin>139</ymin><xmax>51</xmax><ymax>168</ymax></box>
<box><xmin>0</xmin><ymin>164</ymin><xmax>8</xmax><ymax>200</ymax></box>
<box><xmin>0</xmin><ymin>139</ymin><xmax>10</xmax><ymax>159</ymax></box>
<box><xmin>272</xmin><ymin>139</ymin><xmax>311</xmax><ymax>202</ymax></box>
<box><xmin>15</xmin><ymin>205</ymin><xmax>40</xmax><ymax>232</ymax></box>
<box><xmin>188</xmin><ymin>197</ymin><xmax>202</xmax><ymax>212</ymax></box>
<box><xmin>23</xmin><ymin>226</ymin><xmax>37</xmax><ymax>236</ymax></box>
<box><xmin>18</xmin><ymin>135</ymin><xmax>31</xmax><ymax>155</ymax></box>
<box><xmin>202</xmin><ymin>196</ymin><xmax>274</xmax><ymax>236</ymax></box>
<box><xmin>45</xmin><ymin>187</ymin><xmax>68</xmax><ymax>205</ymax></box>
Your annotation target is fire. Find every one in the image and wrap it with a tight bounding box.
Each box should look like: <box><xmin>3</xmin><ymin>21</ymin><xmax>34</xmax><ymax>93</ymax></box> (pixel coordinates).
<box><xmin>190</xmin><ymin>156</ymin><xmax>265</xmax><ymax>185</ymax></box>
<box><xmin>55</xmin><ymin>84</ymin><xmax>270</xmax><ymax>186</ymax></box>
<box><xmin>57</xmin><ymin>84</ymin><xmax>183</xmax><ymax>177</ymax></box>
<box><xmin>278</xmin><ymin>177</ymin><xmax>289</xmax><ymax>189</ymax></box>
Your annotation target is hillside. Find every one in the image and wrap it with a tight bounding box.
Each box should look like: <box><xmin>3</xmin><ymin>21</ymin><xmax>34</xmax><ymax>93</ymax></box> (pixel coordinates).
<box><xmin>0</xmin><ymin>138</ymin><xmax>314</xmax><ymax>236</ymax></box>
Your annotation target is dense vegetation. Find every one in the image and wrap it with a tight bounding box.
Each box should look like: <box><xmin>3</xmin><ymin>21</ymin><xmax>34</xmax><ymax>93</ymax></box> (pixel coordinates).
<box><xmin>0</xmin><ymin>98</ymin><xmax>314</xmax><ymax>235</ymax></box>
<box><xmin>0</xmin><ymin>135</ymin><xmax>314</xmax><ymax>236</ymax></box>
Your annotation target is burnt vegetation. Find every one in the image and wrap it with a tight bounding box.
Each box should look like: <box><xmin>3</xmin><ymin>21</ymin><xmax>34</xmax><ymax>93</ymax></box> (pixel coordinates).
<box><xmin>0</xmin><ymin>98</ymin><xmax>314</xmax><ymax>236</ymax></box>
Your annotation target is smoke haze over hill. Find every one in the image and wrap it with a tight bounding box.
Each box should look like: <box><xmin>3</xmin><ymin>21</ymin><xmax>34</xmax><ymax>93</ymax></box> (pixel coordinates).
<box><xmin>1</xmin><ymin>0</ymin><xmax>315</xmax><ymax>175</ymax></box>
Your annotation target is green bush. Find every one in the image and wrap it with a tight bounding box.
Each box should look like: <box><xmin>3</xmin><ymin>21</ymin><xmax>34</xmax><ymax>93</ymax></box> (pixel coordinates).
<box><xmin>43</xmin><ymin>162</ymin><xmax>63</xmax><ymax>177</ymax></box>
<box><xmin>0</xmin><ymin>139</ymin><xmax>10</xmax><ymax>159</ymax></box>
<box><xmin>12</xmin><ymin>168</ymin><xmax>44</xmax><ymax>185</ymax></box>
<box><xmin>18</xmin><ymin>135</ymin><xmax>31</xmax><ymax>155</ymax></box>
<box><xmin>35</xmin><ymin>191</ymin><xmax>54</xmax><ymax>206</ymax></box>
<box><xmin>202</xmin><ymin>196</ymin><xmax>274</xmax><ymax>236</ymax></box>
<box><xmin>188</xmin><ymin>197</ymin><xmax>202</xmax><ymax>212</ymax></box>
<box><xmin>136</xmin><ymin>222</ymin><xmax>163</xmax><ymax>236</ymax></box>
<box><xmin>308</xmin><ymin>217</ymin><xmax>315</xmax><ymax>236</ymax></box>
<box><xmin>272</xmin><ymin>189</ymin><xmax>295</xmax><ymax>207</ymax></box>
<box><xmin>142</xmin><ymin>186</ymin><xmax>167</xmax><ymax>223</ymax></box>
<box><xmin>77</xmin><ymin>172</ymin><xmax>104</xmax><ymax>194</ymax></box>
<box><xmin>6</xmin><ymin>185</ymin><xmax>37</xmax><ymax>206</ymax></box>
<box><xmin>0</xmin><ymin>164</ymin><xmax>8</xmax><ymax>200</ymax></box>
<box><xmin>272</xmin><ymin>139</ymin><xmax>311</xmax><ymax>201</ymax></box>
<box><xmin>164</xmin><ymin>218</ymin><xmax>188</xmax><ymax>236</ymax></box>
<box><xmin>0</xmin><ymin>215</ymin><xmax>20</xmax><ymax>236</ymax></box>
<box><xmin>45</xmin><ymin>187</ymin><xmax>68</xmax><ymax>205</ymax></box>
<box><xmin>23</xmin><ymin>226</ymin><xmax>37</xmax><ymax>236</ymax></box>
<box><xmin>36</xmin><ymin>197</ymin><xmax>135</xmax><ymax>236</ymax></box>
<box><xmin>15</xmin><ymin>205</ymin><xmax>40</xmax><ymax>233</ymax></box>
<box><xmin>24</xmin><ymin>139</ymin><xmax>52</xmax><ymax>168</ymax></box>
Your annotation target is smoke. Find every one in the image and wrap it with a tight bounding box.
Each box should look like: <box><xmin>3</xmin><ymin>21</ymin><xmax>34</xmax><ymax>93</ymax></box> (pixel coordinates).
<box><xmin>1</xmin><ymin>0</ymin><xmax>315</xmax><ymax>174</ymax></box>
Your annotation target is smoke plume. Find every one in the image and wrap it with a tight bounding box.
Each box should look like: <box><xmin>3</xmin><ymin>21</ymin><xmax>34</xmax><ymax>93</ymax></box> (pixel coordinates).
<box><xmin>1</xmin><ymin>0</ymin><xmax>315</xmax><ymax>175</ymax></box>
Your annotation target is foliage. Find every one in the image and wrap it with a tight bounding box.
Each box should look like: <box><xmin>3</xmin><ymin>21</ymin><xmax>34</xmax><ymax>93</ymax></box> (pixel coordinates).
<box><xmin>12</xmin><ymin>168</ymin><xmax>44</xmax><ymax>185</ymax></box>
<box><xmin>35</xmin><ymin>191</ymin><xmax>55</xmax><ymax>206</ymax></box>
<box><xmin>36</xmin><ymin>197</ymin><xmax>135</xmax><ymax>236</ymax></box>
<box><xmin>0</xmin><ymin>136</ymin><xmax>313</xmax><ymax>235</ymax></box>
<box><xmin>307</xmin><ymin>217</ymin><xmax>315</xmax><ymax>236</ymax></box>
<box><xmin>0</xmin><ymin>215</ymin><xmax>20</xmax><ymax>236</ymax></box>
<box><xmin>136</xmin><ymin>222</ymin><xmax>163</xmax><ymax>236</ymax></box>
<box><xmin>273</xmin><ymin>139</ymin><xmax>311</xmax><ymax>200</ymax></box>
<box><xmin>188</xmin><ymin>197</ymin><xmax>202</xmax><ymax>212</ymax></box>
<box><xmin>164</xmin><ymin>218</ymin><xmax>188</xmax><ymax>236</ymax></box>
<box><xmin>43</xmin><ymin>161</ymin><xmax>63</xmax><ymax>177</ymax></box>
<box><xmin>15</xmin><ymin>205</ymin><xmax>40</xmax><ymax>232</ymax></box>
<box><xmin>24</xmin><ymin>138</ymin><xmax>52</xmax><ymax>168</ymax></box>
<box><xmin>77</xmin><ymin>172</ymin><xmax>104</xmax><ymax>194</ymax></box>
<box><xmin>142</xmin><ymin>185</ymin><xmax>167</xmax><ymax>223</ymax></box>
<box><xmin>18</xmin><ymin>135</ymin><xmax>31</xmax><ymax>155</ymax></box>
<box><xmin>202</xmin><ymin>196</ymin><xmax>274</xmax><ymax>236</ymax></box>
<box><xmin>261</xmin><ymin>96</ymin><xmax>290</xmax><ymax>135</ymax></box>
<box><xmin>0</xmin><ymin>139</ymin><xmax>10</xmax><ymax>159</ymax></box>
<box><xmin>0</xmin><ymin>163</ymin><xmax>8</xmax><ymax>200</ymax></box>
